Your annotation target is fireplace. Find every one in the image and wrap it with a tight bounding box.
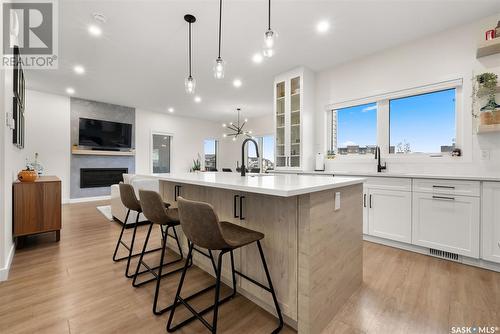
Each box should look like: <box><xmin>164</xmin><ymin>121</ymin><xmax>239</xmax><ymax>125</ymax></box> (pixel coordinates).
<box><xmin>80</xmin><ymin>168</ymin><xmax>128</xmax><ymax>188</ymax></box>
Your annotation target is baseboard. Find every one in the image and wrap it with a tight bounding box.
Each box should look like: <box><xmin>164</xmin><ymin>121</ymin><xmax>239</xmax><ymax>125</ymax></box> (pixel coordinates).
<box><xmin>69</xmin><ymin>195</ymin><xmax>111</xmax><ymax>204</ymax></box>
<box><xmin>363</xmin><ymin>234</ymin><xmax>500</xmax><ymax>273</ymax></box>
<box><xmin>0</xmin><ymin>244</ymin><xmax>16</xmax><ymax>282</ymax></box>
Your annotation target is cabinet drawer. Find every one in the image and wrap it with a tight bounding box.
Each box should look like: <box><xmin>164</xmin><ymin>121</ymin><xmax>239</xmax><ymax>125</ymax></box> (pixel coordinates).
<box><xmin>364</xmin><ymin>177</ymin><xmax>411</xmax><ymax>192</ymax></box>
<box><xmin>412</xmin><ymin>192</ymin><xmax>480</xmax><ymax>258</ymax></box>
<box><xmin>413</xmin><ymin>179</ymin><xmax>480</xmax><ymax>197</ymax></box>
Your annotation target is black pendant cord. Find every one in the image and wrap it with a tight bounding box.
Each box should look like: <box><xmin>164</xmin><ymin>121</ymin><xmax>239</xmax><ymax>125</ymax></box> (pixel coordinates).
<box><xmin>188</xmin><ymin>22</ymin><xmax>192</xmax><ymax>77</ymax></box>
<box><xmin>218</xmin><ymin>0</ymin><xmax>222</xmax><ymax>59</ymax></box>
<box><xmin>267</xmin><ymin>0</ymin><xmax>271</xmax><ymax>30</ymax></box>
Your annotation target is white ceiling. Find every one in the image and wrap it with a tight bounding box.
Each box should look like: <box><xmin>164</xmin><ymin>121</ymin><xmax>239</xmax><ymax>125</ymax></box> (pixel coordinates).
<box><xmin>25</xmin><ymin>0</ymin><xmax>500</xmax><ymax>122</ymax></box>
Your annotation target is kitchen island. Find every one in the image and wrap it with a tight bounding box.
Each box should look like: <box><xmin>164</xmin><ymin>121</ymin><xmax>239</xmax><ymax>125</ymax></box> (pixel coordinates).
<box><xmin>141</xmin><ymin>172</ymin><xmax>365</xmax><ymax>334</ymax></box>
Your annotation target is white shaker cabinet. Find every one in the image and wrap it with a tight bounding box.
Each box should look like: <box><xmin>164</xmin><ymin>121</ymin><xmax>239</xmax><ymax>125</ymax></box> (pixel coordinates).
<box><xmin>367</xmin><ymin>189</ymin><xmax>412</xmax><ymax>243</ymax></box>
<box><xmin>412</xmin><ymin>192</ymin><xmax>480</xmax><ymax>258</ymax></box>
<box><xmin>481</xmin><ymin>182</ymin><xmax>500</xmax><ymax>263</ymax></box>
<box><xmin>363</xmin><ymin>177</ymin><xmax>412</xmax><ymax>243</ymax></box>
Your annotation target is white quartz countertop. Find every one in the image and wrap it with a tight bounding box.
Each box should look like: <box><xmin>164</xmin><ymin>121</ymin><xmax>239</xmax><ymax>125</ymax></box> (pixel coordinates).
<box><xmin>138</xmin><ymin>172</ymin><xmax>365</xmax><ymax>197</ymax></box>
<box><xmin>271</xmin><ymin>170</ymin><xmax>500</xmax><ymax>182</ymax></box>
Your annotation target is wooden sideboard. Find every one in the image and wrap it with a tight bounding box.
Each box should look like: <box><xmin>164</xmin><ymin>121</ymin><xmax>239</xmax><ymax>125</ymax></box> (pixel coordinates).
<box><xmin>13</xmin><ymin>176</ymin><xmax>62</xmax><ymax>243</ymax></box>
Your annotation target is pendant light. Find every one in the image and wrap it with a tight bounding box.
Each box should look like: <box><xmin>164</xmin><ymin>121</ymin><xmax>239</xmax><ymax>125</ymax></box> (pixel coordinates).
<box><xmin>213</xmin><ymin>0</ymin><xmax>225</xmax><ymax>79</ymax></box>
<box><xmin>263</xmin><ymin>0</ymin><xmax>276</xmax><ymax>58</ymax></box>
<box><xmin>184</xmin><ymin>14</ymin><xmax>196</xmax><ymax>94</ymax></box>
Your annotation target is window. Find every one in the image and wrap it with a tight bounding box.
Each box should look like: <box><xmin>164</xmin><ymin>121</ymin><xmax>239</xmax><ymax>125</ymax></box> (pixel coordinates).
<box><xmin>327</xmin><ymin>80</ymin><xmax>461</xmax><ymax>158</ymax></box>
<box><xmin>246</xmin><ymin>135</ymin><xmax>275</xmax><ymax>172</ymax></box>
<box><xmin>152</xmin><ymin>133</ymin><xmax>171</xmax><ymax>173</ymax></box>
<box><xmin>204</xmin><ymin>139</ymin><xmax>217</xmax><ymax>171</ymax></box>
<box><xmin>331</xmin><ymin>102</ymin><xmax>377</xmax><ymax>155</ymax></box>
<box><xmin>389</xmin><ymin>89</ymin><xmax>456</xmax><ymax>154</ymax></box>
<box><xmin>262</xmin><ymin>135</ymin><xmax>275</xmax><ymax>172</ymax></box>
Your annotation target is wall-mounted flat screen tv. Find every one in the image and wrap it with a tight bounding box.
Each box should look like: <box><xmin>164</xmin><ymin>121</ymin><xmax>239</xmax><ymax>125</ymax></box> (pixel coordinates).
<box><xmin>79</xmin><ymin>118</ymin><xmax>132</xmax><ymax>149</ymax></box>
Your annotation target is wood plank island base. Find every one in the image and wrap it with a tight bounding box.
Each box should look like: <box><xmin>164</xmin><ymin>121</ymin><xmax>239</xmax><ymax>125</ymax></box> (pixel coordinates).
<box><xmin>141</xmin><ymin>172</ymin><xmax>365</xmax><ymax>333</ymax></box>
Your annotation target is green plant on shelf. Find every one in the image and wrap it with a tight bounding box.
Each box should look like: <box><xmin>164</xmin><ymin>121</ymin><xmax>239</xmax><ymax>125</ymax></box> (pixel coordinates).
<box><xmin>476</xmin><ymin>72</ymin><xmax>499</xmax><ymax>112</ymax></box>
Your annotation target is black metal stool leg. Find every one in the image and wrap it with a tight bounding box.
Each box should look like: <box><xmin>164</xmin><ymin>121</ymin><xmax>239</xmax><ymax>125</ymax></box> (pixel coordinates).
<box><xmin>211</xmin><ymin>250</ymin><xmax>225</xmax><ymax>333</ymax></box>
<box><xmin>152</xmin><ymin>226</ymin><xmax>170</xmax><ymax>315</ymax></box>
<box><xmin>167</xmin><ymin>243</ymin><xmax>194</xmax><ymax>332</ymax></box>
<box><xmin>229</xmin><ymin>250</ymin><xmax>237</xmax><ymax>297</ymax></box>
<box><xmin>132</xmin><ymin>225</ymin><xmax>187</xmax><ymax>288</ymax></box>
<box><xmin>132</xmin><ymin>222</ymin><xmax>153</xmax><ymax>286</ymax></box>
<box><xmin>172</xmin><ymin>226</ymin><xmax>183</xmax><ymax>258</ymax></box>
<box><xmin>257</xmin><ymin>240</ymin><xmax>284</xmax><ymax>334</ymax></box>
<box><xmin>124</xmin><ymin>213</ymin><xmax>140</xmax><ymax>278</ymax></box>
<box><xmin>112</xmin><ymin>209</ymin><xmax>130</xmax><ymax>262</ymax></box>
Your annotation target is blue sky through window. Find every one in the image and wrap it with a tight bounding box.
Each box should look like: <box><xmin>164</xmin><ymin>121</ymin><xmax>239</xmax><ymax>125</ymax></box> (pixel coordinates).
<box><xmin>337</xmin><ymin>102</ymin><xmax>377</xmax><ymax>150</ymax></box>
<box><xmin>204</xmin><ymin>139</ymin><xmax>216</xmax><ymax>155</ymax></box>
<box><xmin>390</xmin><ymin>89</ymin><xmax>455</xmax><ymax>154</ymax></box>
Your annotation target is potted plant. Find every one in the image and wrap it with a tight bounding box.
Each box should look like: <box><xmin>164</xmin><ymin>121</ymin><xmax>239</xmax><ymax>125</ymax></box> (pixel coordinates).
<box><xmin>476</xmin><ymin>72</ymin><xmax>500</xmax><ymax>125</ymax></box>
<box><xmin>191</xmin><ymin>154</ymin><xmax>201</xmax><ymax>172</ymax></box>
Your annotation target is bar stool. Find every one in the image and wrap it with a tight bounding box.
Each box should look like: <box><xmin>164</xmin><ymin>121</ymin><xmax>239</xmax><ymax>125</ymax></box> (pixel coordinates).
<box><xmin>133</xmin><ymin>189</ymin><xmax>188</xmax><ymax>315</ymax></box>
<box><xmin>113</xmin><ymin>183</ymin><xmax>164</xmax><ymax>278</ymax></box>
<box><xmin>167</xmin><ymin>197</ymin><xmax>284</xmax><ymax>334</ymax></box>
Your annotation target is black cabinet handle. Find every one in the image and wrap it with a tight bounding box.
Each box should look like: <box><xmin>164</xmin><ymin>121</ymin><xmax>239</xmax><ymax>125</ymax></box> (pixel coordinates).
<box><xmin>432</xmin><ymin>195</ymin><xmax>455</xmax><ymax>201</ymax></box>
<box><xmin>174</xmin><ymin>185</ymin><xmax>181</xmax><ymax>201</ymax></box>
<box><xmin>369</xmin><ymin>194</ymin><xmax>372</xmax><ymax>208</ymax></box>
<box><xmin>433</xmin><ymin>185</ymin><xmax>455</xmax><ymax>189</ymax></box>
<box><xmin>363</xmin><ymin>194</ymin><xmax>366</xmax><ymax>208</ymax></box>
<box><xmin>239</xmin><ymin>195</ymin><xmax>245</xmax><ymax>220</ymax></box>
<box><xmin>233</xmin><ymin>195</ymin><xmax>240</xmax><ymax>218</ymax></box>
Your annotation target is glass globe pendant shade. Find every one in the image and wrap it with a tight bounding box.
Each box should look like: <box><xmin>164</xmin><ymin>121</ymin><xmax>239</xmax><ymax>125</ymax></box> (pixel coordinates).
<box><xmin>213</xmin><ymin>57</ymin><xmax>225</xmax><ymax>79</ymax></box>
<box><xmin>263</xmin><ymin>29</ymin><xmax>275</xmax><ymax>57</ymax></box>
<box><xmin>185</xmin><ymin>76</ymin><xmax>196</xmax><ymax>94</ymax></box>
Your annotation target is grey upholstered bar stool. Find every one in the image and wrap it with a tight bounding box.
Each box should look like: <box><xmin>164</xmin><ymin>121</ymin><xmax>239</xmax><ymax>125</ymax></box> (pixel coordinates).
<box><xmin>167</xmin><ymin>196</ymin><xmax>284</xmax><ymax>334</ymax></box>
<box><xmin>113</xmin><ymin>183</ymin><xmax>164</xmax><ymax>278</ymax></box>
<box><xmin>134</xmin><ymin>189</ymin><xmax>188</xmax><ymax>315</ymax></box>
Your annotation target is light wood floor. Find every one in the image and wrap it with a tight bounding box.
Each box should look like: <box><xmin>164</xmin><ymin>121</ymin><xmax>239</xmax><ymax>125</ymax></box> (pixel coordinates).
<box><xmin>0</xmin><ymin>201</ymin><xmax>499</xmax><ymax>334</ymax></box>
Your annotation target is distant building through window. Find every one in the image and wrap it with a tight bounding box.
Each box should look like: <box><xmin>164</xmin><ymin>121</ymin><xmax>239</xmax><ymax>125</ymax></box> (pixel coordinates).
<box><xmin>204</xmin><ymin>139</ymin><xmax>217</xmax><ymax>171</ymax></box>
<box><xmin>247</xmin><ymin>135</ymin><xmax>275</xmax><ymax>172</ymax></box>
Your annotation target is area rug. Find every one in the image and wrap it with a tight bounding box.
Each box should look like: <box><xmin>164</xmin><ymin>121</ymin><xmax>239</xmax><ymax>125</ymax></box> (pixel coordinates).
<box><xmin>97</xmin><ymin>205</ymin><xmax>113</xmax><ymax>221</ymax></box>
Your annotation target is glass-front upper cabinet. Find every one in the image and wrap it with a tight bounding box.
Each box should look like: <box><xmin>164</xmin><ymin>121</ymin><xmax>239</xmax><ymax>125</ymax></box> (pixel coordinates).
<box><xmin>290</xmin><ymin>77</ymin><xmax>301</xmax><ymax>167</ymax></box>
<box><xmin>275</xmin><ymin>81</ymin><xmax>286</xmax><ymax>168</ymax></box>
<box><xmin>273</xmin><ymin>67</ymin><xmax>313</xmax><ymax>171</ymax></box>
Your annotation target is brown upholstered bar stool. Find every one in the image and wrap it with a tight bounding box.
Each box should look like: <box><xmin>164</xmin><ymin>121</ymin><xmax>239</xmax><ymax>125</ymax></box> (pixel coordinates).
<box><xmin>134</xmin><ymin>189</ymin><xmax>188</xmax><ymax>315</ymax></box>
<box><xmin>113</xmin><ymin>183</ymin><xmax>164</xmax><ymax>278</ymax></box>
<box><xmin>167</xmin><ymin>197</ymin><xmax>284</xmax><ymax>334</ymax></box>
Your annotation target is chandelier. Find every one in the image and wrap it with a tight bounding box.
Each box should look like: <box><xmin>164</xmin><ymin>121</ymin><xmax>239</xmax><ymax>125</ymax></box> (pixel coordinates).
<box><xmin>222</xmin><ymin>108</ymin><xmax>252</xmax><ymax>141</ymax></box>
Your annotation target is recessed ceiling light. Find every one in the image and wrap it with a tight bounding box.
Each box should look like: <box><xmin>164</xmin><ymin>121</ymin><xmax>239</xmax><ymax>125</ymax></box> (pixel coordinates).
<box><xmin>73</xmin><ymin>65</ymin><xmax>85</xmax><ymax>75</ymax></box>
<box><xmin>66</xmin><ymin>87</ymin><xmax>75</xmax><ymax>95</ymax></box>
<box><xmin>233</xmin><ymin>79</ymin><xmax>242</xmax><ymax>88</ymax></box>
<box><xmin>252</xmin><ymin>53</ymin><xmax>263</xmax><ymax>64</ymax></box>
<box><xmin>88</xmin><ymin>24</ymin><xmax>102</xmax><ymax>37</ymax></box>
<box><xmin>194</xmin><ymin>96</ymin><xmax>202</xmax><ymax>103</ymax></box>
<box><xmin>168</xmin><ymin>107</ymin><xmax>174</xmax><ymax>113</ymax></box>
<box><xmin>316</xmin><ymin>20</ymin><xmax>330</xmax><ymax>34</ymax></box>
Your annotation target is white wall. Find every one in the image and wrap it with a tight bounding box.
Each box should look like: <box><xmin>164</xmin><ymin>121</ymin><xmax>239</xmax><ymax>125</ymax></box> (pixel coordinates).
<box><xmin>1</xmin><ymin>65</ymin><xmax>24</xmax><ymax>280</ymax></box>
<box><xmin>315</xmin><ymin>14</ymin><xmax>500</xmax><ymax>176</ymax></box>
<box><xmin>135</xmin><ymin>109</ymin><xmax>222</xmax><ymax>174</ymax></box>
<box><xmin>0</xmin><ymin>68</ymin><xmax>6</xmax><ymax>277</ymax></box>
<box><xmin>24</xmin><ymin>90</ymin><xmax>71</xmax><ymax>202</ymax></box>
